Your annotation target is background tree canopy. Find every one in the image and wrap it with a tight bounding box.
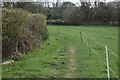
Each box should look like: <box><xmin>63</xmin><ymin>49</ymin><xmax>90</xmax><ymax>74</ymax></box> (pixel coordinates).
<box><xmin>2</xmin><ymin>1</ymin><xmax>119</xmax><ymax>25</ymax></box>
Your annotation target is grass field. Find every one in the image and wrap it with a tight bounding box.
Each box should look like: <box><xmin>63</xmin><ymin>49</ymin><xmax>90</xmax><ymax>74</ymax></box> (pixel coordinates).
<box><xmin>2</xmin><ymin>25</ymin><xmax>118</xmax><ymax>78</ymax></box>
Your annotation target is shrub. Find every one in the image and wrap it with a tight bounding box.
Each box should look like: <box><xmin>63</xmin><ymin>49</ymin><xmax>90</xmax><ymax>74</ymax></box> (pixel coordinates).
<box><xmin>2</xmin><ymin>8</ymin><xmax>48</xmax><ymax>59</ymax></box>
<box><xmin>47</xmin><ymin>19</ymin><xmax>69</xmax><ymax>25</ymax></box>
<box><xmin>2</xmin><ymin>8</ymin><xmax>29</xmax><ymax>40</ymax></box>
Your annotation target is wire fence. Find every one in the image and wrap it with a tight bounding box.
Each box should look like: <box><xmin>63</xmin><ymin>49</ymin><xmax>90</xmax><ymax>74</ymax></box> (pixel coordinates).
<box><xmin>54</xmin><ymin>26</ymin><xmax>119</xmax><ymax>79</ymax></box>
<box><xmin>82</xmin><ymin>32</ymin><xmax>119</xmax><ymax>59</ymax></box>
<box><xmin>81</xmin><ymin>32</ymin><xmax>119</xmax><ymax>79</ymax></box>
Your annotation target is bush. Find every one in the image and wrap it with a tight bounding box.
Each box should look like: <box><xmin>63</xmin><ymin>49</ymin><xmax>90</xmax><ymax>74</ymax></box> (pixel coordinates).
<box><xmin>2</xmin><ymin>8</ymin><xmax>48</xmax><ymax>59</ymax></box>
<box><xmin>2</xmin><ymin>8</ymin><xmax>29</xmax><ymax>40</ymax></box>
<box><xmin>47</xmin><ymin>19</ymin><xmax>69</xmax><ymax>25</ymax></box>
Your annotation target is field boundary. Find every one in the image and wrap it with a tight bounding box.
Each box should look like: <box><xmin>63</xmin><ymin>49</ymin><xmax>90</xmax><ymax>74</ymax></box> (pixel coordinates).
<box><xmin>81</xmin><ymin>32</ymin><xmax>119</xmax><ymax>79</ymax></box>
<box><xmin>82</xmin><ymin>32</ymin><xmax>119</xmax><ymax>58</ymax></box>
<box><xmin>52</xmin><ymin>26</ymin><xmax>118</xmax><ymax>78</ymax></box>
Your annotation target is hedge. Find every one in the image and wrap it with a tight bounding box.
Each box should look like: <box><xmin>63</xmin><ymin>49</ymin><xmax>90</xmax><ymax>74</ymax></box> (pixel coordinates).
<box><xmin>2</xmin><ymin>8</ymin><xmax>48</xmax><ymax>60</ymax></box>
<box><xmin>47</xmin><ymin>19</ymin><xmax>118</xmax><ymax>26</ymax></box>
<box><xmin>47</xmin><ymin>19</ymin><xmax>69</xmax><ymax>25</ymax></box>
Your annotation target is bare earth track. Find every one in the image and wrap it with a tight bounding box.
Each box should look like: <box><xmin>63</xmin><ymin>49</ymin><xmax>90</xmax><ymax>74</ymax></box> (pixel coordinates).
<box><xmin>65</xmin><ymin>47</ymin><xmax>76</xmax><ymax>78</ymax></box>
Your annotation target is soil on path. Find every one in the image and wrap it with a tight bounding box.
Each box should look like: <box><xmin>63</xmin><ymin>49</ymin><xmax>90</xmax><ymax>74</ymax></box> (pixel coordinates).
<box><xmin>64</xmin><ymin>47</ymin><xmax>76</xmax><ymax>78</ymax></box>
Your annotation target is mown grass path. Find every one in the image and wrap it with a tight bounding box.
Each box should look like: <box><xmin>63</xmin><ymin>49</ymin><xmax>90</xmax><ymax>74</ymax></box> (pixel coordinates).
<box><xmin>47</xmin><ymin>25</ymin><xmax>118</xmax><ymax>78</ymax></box>
<box><xmin>2</xmin><ymin>25</ymin><xmax>118</xmax><ymax>78</ymax></box>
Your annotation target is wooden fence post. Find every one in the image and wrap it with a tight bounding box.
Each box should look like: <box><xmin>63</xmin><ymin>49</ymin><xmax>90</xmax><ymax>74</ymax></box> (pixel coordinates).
<box><xmin>57</xmin><ymin>26</ymin><xmax>59</xmax><ymax>34</ymax></box>
<box><xmin>80</xmin><ymin>32</ymin><xmax>82</xmax><ymax>43</ymax></box>
<box><xmin>88</xmin><ymin>38</ymin><xmax>91</xmax><ymax>56</ymax></box>
<box><xmin>67</xmin><ymin>27</ymin><xmax>69</xmax><ymax>39</ymax></box>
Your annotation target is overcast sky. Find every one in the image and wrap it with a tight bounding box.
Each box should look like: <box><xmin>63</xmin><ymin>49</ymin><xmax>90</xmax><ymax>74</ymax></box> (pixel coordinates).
<box><xmin>63</xmin><ymin>0</ymin><xmax>115</xmax><ymax>3</ymax></box>
<box><xmin>37</xmin><ymin>0</ymin><xmax>118</xmax><ymax>3</ymax></box>
<box><xmin>2</xmin><ymin>0</ymin><xmax>118</xmax><ymax>2</ymax></box>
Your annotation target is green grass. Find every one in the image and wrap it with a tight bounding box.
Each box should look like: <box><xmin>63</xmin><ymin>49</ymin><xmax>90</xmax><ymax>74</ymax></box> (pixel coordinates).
<box><xmin>2</xmin><ymin>25</ymin><xmax>118</xmax><ymax>78</ymax></box>
<box><xmin>0</xmin><ymin>63</ymin><xmax>1</xmax><ymax>79</ymax></box>
<box><xmin>2</xmin><ymin>34</ymin><xmax>69</xmax><ymax>78</ymax></box>
<box><xmin>47</xmin><ymin>25</ymin><xmax>118</xmax><ymax>78</ymax></box>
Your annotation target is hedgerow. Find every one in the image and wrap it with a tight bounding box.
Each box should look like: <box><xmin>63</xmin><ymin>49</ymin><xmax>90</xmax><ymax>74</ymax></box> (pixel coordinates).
<box><xmin>2</xmin><ymin>8</ymin><xmax>48</xmax><ymax>59</ymax></box>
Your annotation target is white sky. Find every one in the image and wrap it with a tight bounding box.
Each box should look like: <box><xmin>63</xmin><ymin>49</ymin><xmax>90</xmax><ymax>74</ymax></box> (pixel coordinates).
<box><xmin>63</xmin><ymin>0</ymin><xmax>115</xmax><ymax>3</ymax></box>
<box><xmin>37</xmin><ymin>0</ymin><xmax>118</xmax><ymax>3</ymax></box>
<box><xmin>2</xmin><ymin>0</ymin><xmax>118</xmax><ymax>2</ymax></box>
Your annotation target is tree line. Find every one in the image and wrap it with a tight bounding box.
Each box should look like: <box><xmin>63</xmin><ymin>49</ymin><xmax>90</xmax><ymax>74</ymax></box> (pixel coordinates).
<box><xmin>2</xmin><ymin>1</ymin><xmax>120</xmax><ymax>25</ymax></box>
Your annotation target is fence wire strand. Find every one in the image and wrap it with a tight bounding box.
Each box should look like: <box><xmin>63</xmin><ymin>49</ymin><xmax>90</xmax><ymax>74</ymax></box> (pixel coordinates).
<box><xmin>82</xmin><ymin>36</ymin><xmax>119</xmax><ymax>79</ymax></box>
<box><xmin>82</xmin><ymin>32</ymin><xmax>119</xmax><ymax>58</ymax></box>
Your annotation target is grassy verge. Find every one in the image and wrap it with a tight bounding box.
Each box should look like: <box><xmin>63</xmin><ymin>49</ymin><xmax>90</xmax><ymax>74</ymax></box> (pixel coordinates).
<box><xmin>2</xmin><ymin>34</ymin><xmax>69</xmax><ymax>78</ymax></box>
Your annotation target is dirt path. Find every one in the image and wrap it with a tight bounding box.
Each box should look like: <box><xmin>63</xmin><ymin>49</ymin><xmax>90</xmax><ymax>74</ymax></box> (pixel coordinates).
<box><xmin>64</xmin><ymin>47</ymin><xmax>76</xmax><ymax>78</ymax></box>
